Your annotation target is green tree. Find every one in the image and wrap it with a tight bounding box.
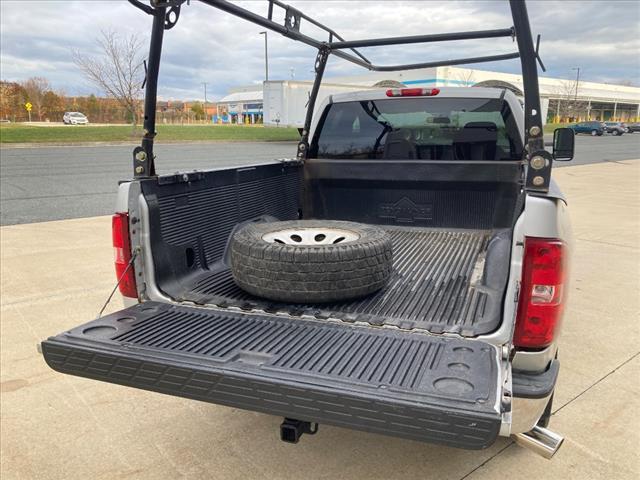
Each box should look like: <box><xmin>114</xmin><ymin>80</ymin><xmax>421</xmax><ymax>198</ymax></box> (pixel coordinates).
<box><xmin>42</xmin><ymin>90</ymin><xmax>65</xmax><ymax>121</ymax></box>
<box><xmin>86</xmin><ymin>94</ymin><xmax>100</xmax><ymax>121</ymax></box>
<box><xmin>190</xmin><ymin>102</ymin><xmax>205</xmax><ymax>121</ymax></box>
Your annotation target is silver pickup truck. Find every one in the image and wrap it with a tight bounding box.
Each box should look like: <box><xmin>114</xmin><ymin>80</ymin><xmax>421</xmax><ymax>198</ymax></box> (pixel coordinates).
<box><xmin>41</xmin><ymin>0</ymin><xmax>576</xmax><ymax>459</ymax></box>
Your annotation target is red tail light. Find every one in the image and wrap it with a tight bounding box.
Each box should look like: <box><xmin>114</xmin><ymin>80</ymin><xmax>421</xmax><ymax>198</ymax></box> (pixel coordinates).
<box><xmin>513</xmin><ymin>237</ymin><xmax>566</xmax><ymax>349</ymax></box>
<box><xmin>385</xmin><ymin>88</ymin><xmax>440</xmax><ymax>97</ymax></box>
<box><xmin>112</xmin><ymin>212</ymin><xmax>137</xmax><ymax>298</ymax></box>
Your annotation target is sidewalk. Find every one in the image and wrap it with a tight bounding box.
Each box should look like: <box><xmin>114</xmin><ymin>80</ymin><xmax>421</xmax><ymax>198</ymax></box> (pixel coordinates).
<box><xmin>1</xmin><ymin>160</ymin><xmax>638</xmax><ymax>480</ymax></box>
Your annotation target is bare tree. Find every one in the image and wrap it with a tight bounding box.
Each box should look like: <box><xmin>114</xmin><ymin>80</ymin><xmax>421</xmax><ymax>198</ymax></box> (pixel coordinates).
<box><xmin>73</xmin><ymin>29</ymin><xmax>145</xmax><ymax>126</ymax></box>
<box><xmin>21</xmin><ymin>77</ymin><xmax>51</xmax><ymax>121</ymax></box>
<box><xmin>551</xmin><ymin>80</ymin><xmax>588</xmax><ymax>121</ymax></box>
<box><xmin>455</xmin><ymin>69</ymin><xmax>476</xmax><ymax>86</ymax></box>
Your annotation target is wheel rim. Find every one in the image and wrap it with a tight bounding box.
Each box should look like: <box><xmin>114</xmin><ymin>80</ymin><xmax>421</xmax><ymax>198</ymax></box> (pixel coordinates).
<box><xmin>591</xmin><ymin>130</ymin><xmax>597</xmax><ymax>136</ymax></box>
<box><xmin>262</xmin><ymin>227</ymin><xmax>360</xmax><ymax>245</ymax></box>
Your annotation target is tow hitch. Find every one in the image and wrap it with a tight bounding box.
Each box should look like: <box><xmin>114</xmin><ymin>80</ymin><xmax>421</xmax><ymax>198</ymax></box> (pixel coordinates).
<box><xmin>280</xmin><ymin>418</ymin><xmax>319</xmax><ymax>444</ymax></box>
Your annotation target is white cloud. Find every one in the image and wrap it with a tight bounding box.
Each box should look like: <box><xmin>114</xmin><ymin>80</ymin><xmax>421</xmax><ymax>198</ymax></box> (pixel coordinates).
<box><xmin>1</xmin><ymin>0</ymin><xmax>638</xmax><ymax>100</ymax></box>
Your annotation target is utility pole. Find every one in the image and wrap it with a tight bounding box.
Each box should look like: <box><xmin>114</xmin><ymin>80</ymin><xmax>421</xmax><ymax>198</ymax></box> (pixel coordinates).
<box><xmin>202</xmin><ymin>82</ymin><xmax>208</xmax><ymax>123</ymax></box>
<box><xmin>259</xmin><ymin>31</ymin><xmax>269</xmax><ymax>82</ymax></box>
<box><xmin>572</xmin><ymin>67</ymin><xmax>580</xmax><ymax>103</ymax></box>
<box><xmin>571</xmin><ymin>67</ymin><xmax>581</xmax><ymax>120</ymax></box>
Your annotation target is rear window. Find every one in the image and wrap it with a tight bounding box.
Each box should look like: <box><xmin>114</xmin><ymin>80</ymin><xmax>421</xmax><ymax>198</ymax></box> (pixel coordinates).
<box><xmin>309</xmin><ymin>97</ymin><xmax>523</xmax><ymax>161</ymax></box>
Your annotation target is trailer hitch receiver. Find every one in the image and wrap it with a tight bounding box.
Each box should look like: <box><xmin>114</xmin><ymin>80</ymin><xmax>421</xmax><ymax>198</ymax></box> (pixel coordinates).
<box><xmin>280</xmin><ymin>418</ymin><xmax>319</xmax><ymax>443</ymax></box>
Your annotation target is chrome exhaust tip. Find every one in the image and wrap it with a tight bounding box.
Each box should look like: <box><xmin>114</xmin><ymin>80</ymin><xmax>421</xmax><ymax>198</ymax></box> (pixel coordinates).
<box><xmin>512</xmin><ymin>425</ymin><xmax>564</xmax><ymax>459</ymax></box>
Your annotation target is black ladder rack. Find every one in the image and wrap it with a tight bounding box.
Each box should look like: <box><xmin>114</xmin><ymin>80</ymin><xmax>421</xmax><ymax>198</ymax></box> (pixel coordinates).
<box><xmin>129</xmin><ymin>0</ymin><xmax>550</xmax><ymax>192</ymax></box>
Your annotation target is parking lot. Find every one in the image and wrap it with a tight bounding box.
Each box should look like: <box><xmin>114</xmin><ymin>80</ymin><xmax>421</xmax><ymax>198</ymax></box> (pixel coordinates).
<box><xmin>0</xmin><ymin>141</ymin><xmax>298</xmax><ymax>225</ymax></box>
<box><xmin>1</xmin><ymin>134</ymin><xmax>639</xmax><ymax>478</ymax></box>
<box><xmin>1</xmin><ymin>134</ymin><xmax>639</xmax><ymax>225</ymax></box>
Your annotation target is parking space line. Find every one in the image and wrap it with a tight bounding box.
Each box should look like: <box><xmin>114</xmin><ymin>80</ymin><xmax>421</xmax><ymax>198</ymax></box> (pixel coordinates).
<box><xmin>551</xmin><ymin>351</ymin><xmax>640</xmax><ymax>417</ymax></box>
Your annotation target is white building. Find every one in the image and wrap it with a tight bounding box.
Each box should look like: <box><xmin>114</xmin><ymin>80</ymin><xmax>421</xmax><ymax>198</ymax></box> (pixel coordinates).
<box><xmin>224</xmin><ymin>66</ymin><xmax>640</xmax><ymax>127</ymax></box>
<box><xmin>329</xmin><ymin>66</ymin><xmax>640</xmax><ymax>124</ymax></box>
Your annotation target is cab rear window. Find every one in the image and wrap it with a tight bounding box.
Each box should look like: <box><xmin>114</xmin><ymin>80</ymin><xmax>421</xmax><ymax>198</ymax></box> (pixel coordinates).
<box><xmin>309</xmin><ymin>97</ymin><xmax>523</xmax><ymax>161</ymax></box>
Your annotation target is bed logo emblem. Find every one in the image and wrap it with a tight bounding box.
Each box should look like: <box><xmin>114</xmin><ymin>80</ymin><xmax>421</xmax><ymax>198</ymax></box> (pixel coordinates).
<box><xmin>379</xmin><ymin>197</ymin><xmax>433</xmax><ymax>223</ymax></box>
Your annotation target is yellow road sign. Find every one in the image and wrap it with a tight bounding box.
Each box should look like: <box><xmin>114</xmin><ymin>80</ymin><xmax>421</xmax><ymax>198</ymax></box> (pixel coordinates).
<box><xmin>25</xmin><ymin>102</ymin><xmax>32</xmax><ymax>112</ymax></box>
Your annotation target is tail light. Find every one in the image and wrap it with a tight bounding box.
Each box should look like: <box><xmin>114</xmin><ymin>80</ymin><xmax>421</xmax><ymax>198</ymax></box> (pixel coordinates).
<box><xmin>112</xmin><ymin>212</ymin><xmax>137</xmax><ymax>298</ymax></box>
<box><xmin>513</xmin><ymin>237</ymin><xmax>566</xmax><ymax>349</ymax></box>
<box><xmin>385</xmin><ymin>88</ymin><xmax>440</xmax><ymax>97</ymax></box>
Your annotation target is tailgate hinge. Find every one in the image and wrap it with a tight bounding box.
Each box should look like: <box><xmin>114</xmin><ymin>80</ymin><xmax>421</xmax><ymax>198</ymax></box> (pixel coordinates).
<box><xmin>499</xmin><ymin>352</ymin><xmax>514</xmax><ymax>436</ymax></box>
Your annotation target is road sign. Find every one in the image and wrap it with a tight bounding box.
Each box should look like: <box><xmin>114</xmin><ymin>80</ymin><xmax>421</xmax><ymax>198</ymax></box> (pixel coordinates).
<box><xmin>25</xmin><ymin>102</ymin><xmax>33</xmax><ymax>122</ymax></box>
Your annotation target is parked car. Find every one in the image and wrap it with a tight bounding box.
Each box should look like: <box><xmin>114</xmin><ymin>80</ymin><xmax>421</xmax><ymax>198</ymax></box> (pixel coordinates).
<box><xmin>625</xmin><ymin>122</ymin><xmax>640</xmax><ymax>133</ymax></box>
<box><xmin>42</xmin><ymin>0</ymin><xmax>575</xmax><ymax>460</ymax></box>
<box><xmin>569</xmin><ymin>121</ymin><xmax>604</xmax><ymax>136</ymax></box>
<box><xmin>603</xmin><ymin>122</ymin><xmax>625</xmax><ymax>136</ymax></box>
<box><xmin>62</xmin><ymin>112</ymin><xmax>89</xmax><ymax>125</ymax></box>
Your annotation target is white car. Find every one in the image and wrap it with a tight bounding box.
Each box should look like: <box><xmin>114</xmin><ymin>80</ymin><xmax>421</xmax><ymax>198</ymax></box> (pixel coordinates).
<box><xmin>63</xmin><ymin>112</ymin><xmax>89</xmax><ymax>125</ymax></box>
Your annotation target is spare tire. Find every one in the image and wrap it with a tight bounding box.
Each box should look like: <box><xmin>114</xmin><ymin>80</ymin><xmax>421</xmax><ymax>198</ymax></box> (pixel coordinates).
<box><xmin>230</xmin><ymin>220</ymin><xmax>393</xmax><ymax>303</ymax></box>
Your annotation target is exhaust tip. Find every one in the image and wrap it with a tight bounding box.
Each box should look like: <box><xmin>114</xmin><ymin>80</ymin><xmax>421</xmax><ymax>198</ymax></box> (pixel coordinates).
<box><xmin>512</xmin><ymin>425</ymin><xmax>564</xmax><ymax>459</ymax></box>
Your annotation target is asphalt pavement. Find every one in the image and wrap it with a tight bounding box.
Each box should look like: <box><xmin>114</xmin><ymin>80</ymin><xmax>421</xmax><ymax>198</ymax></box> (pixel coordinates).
<box><xmin>0</xmin><ymin>142</ymin><xmax>297</xmax><ymax>225</ymax></box>
<box><xmin>1</xmin><ymin>134</ymin><xmax>639</xmax><ymax>225</ymax></box>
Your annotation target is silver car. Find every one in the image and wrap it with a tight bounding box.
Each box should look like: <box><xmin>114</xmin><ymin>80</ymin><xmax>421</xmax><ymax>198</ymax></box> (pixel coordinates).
<box><xmin>603</xmin><ymin>121</ymin><xmax>625</xmax><ymax>136</ymax></box>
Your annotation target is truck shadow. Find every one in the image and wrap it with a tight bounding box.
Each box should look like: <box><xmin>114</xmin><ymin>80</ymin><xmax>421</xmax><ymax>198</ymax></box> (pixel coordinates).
<box><xmin>177</xmin><ymin>405</ymin><xmax>514</xmax><ymax>480</ymax></box>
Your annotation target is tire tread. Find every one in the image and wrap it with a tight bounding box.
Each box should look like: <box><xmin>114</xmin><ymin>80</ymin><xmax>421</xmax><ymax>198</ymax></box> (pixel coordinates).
<box><xmin>230</xmin><ymin>220</ymin><xmax>393</xmax><ymax>303</ymax></box>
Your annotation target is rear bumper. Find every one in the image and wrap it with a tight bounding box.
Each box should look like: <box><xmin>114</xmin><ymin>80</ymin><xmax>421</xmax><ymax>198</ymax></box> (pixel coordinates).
<box><xmin>510</xmin><ymin>360</ymin><xmax>560</xmax><ymax>433</ymax></box>
<box><xmin>42</xmin><ymin>302</ymin><xmax>503</xmax><ymax>449</ymax></box>
<box><xmin>513</xmin><ymin>360</ymin><xmax>559</xmax><ymax>399</ymax></box>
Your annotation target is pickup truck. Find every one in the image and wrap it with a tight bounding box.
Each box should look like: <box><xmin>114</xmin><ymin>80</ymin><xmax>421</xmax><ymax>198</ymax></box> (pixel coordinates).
<box><xmin>41</xmin><ymin>0</ymin><xmax>575</xmax><ymax>460</ymax></box>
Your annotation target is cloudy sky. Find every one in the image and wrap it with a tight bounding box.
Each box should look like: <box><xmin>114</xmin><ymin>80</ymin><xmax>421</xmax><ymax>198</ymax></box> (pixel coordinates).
<box><xmin>1</xmin><ymin>0</ymin><xmax>639</xmax><ymax>101</ymax></box>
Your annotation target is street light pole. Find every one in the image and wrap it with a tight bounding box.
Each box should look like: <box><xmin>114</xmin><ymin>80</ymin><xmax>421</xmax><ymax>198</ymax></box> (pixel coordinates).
<box><xmin>259</xmin><ymin>31</ymin><xmax>269</xmax><ymax>82</ymax></box>
<box><xmin>202</xmin><ymin>82</ymin><xmax>208</xmax><ymax>123</ymax></box>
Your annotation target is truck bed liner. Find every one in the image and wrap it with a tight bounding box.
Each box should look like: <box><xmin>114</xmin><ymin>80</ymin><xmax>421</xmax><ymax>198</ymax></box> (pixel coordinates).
<box><xmin>141</xmin><ymin>162</ymin><xmax>516</xmax><ymax>337</ymax></box>
<box><xmin>42</xmin><ymin>302</ymin><xmax>502</xmax><ymax>448</ymax></box>
<box><xmin>164</xmin><ymin>227</ymin><xmax>509</xmax><ymax>336</ymax></box>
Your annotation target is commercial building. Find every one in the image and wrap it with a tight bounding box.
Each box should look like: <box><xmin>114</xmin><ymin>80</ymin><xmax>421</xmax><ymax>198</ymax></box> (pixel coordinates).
<box><xmin>336</xmin><ymin>66</ymin><xmax>640</xmax><ymax>124</ymax></box>
<box><xmin>214</xmin><ymin>87</ymin><xmax>263</xmax><ymax>124</ymax></box>
<box><xmin>219</xmin><ymin>66</ymin><xmax>640</xmax><ymax>127</ymax></box>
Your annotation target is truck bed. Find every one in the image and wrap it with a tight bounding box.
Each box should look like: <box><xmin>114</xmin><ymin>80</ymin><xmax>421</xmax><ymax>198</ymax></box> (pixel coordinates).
<box><xmin>166</xmin><ymin>227</ymin><xmax>510</xmax><ymax>336</ymax></box>
<box><xmin>139</xmin><ymin>161</ymin><xmax>518</xmax><ymax>337</ymax></box>
<box><xmin>42</xmin><ymin>301</ymin><xmax>502</xmax><ymax>449</ymax></box>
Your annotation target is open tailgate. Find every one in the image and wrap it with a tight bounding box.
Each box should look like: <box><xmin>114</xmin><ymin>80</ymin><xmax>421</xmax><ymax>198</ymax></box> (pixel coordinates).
<box><xmin>42</xmin><ymin>302</ymin><xmax>503</xmax><ymax>449</ymax></box>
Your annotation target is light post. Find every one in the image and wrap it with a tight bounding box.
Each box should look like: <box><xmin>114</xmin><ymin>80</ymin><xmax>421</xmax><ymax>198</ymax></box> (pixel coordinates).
<box><xmin>202</xmin><ymin>82</ymin><xmax>208</xmax><ymax>123</ymax></box>
<box><xmin>259</xmin><ymin>31</ymin><xmax>269</xmax><ymax>82</ymax></box>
